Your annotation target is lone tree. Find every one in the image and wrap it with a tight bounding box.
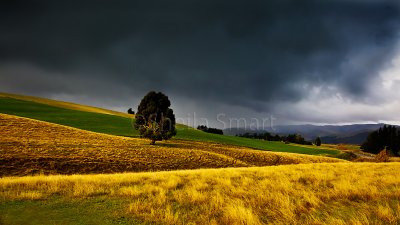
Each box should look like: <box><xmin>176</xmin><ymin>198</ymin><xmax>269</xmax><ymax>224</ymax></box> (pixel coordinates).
<box><xmin>127</xmin><ymin>108</ymin><xmax>135</xmax><ymax>114</ymax></box>
<box><xmin>134</xmin><ymin>91</ymin><xmax>176</xmax><ymax>144</ymax></box>
<box><xmin>314</xmin><ymin>137</ymin><xmax>322</xmax><ymax>146</ymax></box>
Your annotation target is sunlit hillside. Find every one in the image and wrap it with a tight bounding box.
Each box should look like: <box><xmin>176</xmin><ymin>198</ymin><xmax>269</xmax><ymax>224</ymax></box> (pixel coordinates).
<box><xmin>0</xmin><ymin>113</ymin><xmax>342</xmax><ymax>176</ymax></box>
<box><xmin>0</xmin><ymin>92</ymin><xmax>131</xmax><ymax>118</ymax></box>
<box><xmin>1</xmin><ymin>163</ymin><xmax>399</xmax><ymax>224</ymax></box>
<box><xmin>0</xmin><ymin>93</ymin><xmax>340</xmax><ymax>156</ymax></box>
<box><xmin>2</xmin><ymin>1</ymin><xmax>400</xmax><ymax>225</ymax></box>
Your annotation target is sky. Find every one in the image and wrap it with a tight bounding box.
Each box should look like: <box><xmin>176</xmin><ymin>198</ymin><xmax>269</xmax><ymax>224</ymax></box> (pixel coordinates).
<box><xmin>1</xmin><ymin>0</ymin><xmax>400</xmax><ymax>129</ymax></box>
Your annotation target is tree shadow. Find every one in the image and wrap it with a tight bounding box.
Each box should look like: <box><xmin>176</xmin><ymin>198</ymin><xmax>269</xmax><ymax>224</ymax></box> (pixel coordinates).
<box><xmin>156</xmin><ymin>143</ymin><xmax>180</xmax><ymax>148</ymax></box>
<box><xmin>156</xmin><ymin>142</ymin><xmax>192</xmax><ymax>149</ymax></box>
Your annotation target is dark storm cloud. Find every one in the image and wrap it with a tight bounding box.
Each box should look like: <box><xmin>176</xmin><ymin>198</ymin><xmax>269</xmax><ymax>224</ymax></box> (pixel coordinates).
<box><xmin>1</xmin><ymin>0</ymin><xmax>400</xmax><ymax>122</ymax></box>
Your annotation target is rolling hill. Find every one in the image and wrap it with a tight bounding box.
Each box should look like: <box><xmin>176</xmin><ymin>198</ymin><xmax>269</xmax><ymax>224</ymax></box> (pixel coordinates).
<box><xmin>224</xmin><ymin>124</ymin><xmax>384</xmax><ymax>144</ymax></box>
<box><xmin>320</xmin><ymin>131</ymin><xmax>373</xmax><ymax>144</ymax></box>
<box><xmin>0</xmin><ymin>92</ymin><xmax>339</xmax><ymax>156</ymax></box>
<box><xmin>0</xmin><ymin>92</ymin><xmax>131</xmax><ymax>118</ymax></box>
<box><xmin>1</xmin><ymin>93</ymin><xmax>398</xmax><ymax>225</ymax></box>
<box><xmin>0</xmin><ymin>113</ymin><xmax>343</xmax><ymax>176</ymax></box>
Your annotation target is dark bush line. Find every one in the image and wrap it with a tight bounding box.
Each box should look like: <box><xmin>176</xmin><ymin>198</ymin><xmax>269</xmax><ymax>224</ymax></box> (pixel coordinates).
<box><xmin>237</xmin><ymin>132</ymin><xmax>313</xmax><ymax>145</ymax></box>
<box><xmin>197</xmin><ymin>125</ymin><xmax>224</xmax><ymax>135</ymax></box>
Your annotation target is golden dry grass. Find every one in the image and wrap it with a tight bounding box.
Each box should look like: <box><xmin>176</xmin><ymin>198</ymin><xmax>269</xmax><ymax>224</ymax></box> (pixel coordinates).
<box><xmin>0</xmin><ymin>113</ymin><xmax>343</xmax><ymax>176</ymax></box>
<box><xmin>1</xmin><ymin>163</ymin><xmax>399</xmax><ymax>224</ymax></box>
<box><xmin>0</xmin><ymin>92</ymin><xmax>133</xmax><ymax>118</ymax></box>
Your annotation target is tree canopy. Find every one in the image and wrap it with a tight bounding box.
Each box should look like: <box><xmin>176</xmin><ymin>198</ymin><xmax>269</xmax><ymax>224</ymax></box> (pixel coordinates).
<box><xmin>134</xmin><ymin>91</ymin><xmax>176</xmax><ymax>144</ymax></box>
<box><xmin>314</xmin><ymin>137</ymin><xmax>321</xmax><ymax>146</ymax></box>
<box><xmin>127</xmin><ymin>108</ymin><xmax>135</xmax><ymax>114</ymax></box>
<box><xmin>361</xmin><ymin>125</ymin><xmax>400</xmax><ymax>155</ymax></box>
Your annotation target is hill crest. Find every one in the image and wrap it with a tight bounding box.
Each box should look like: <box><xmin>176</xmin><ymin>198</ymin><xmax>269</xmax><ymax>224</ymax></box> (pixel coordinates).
<box><xmin>0</xmin><ymin>92</ymin><xmax>133</xmax><ymax>118</ymax></box>
<box><xmin>0</xmin><ymin>113</ymin><xmax>343</xmax><ymax>176</ymax></box>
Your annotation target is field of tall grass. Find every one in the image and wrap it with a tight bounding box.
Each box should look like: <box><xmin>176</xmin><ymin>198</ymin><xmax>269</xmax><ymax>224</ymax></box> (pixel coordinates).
<box><xmin>1</xmin><ymin>93</ymin><xmax>399</xmax><ymax>224</ymax></box>
<box><xmin>0</xmin><ymin>113</ymin><xmax>342</xmax><ymax>176</ymax></box>
<box><xmin>1</xmin><ymin>163</ymin><xmax>399</xmax><ymax>224</ymax></box>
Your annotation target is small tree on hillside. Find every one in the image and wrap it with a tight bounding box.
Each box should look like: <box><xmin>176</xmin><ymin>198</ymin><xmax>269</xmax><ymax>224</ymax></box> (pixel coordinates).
<box><xmin>127</xmin><ymin>108</ymin><xmax>135</xmax><ymax>114</ymax></box>
<box><xmin>134</xmin><ymin>91</ymin><xmax>176</xmax><ymax>144</ymax></box>
<box><xmin>314</xmin><ymin>137</ymin><xmax>322</xmax><ymax>146</ymax></box>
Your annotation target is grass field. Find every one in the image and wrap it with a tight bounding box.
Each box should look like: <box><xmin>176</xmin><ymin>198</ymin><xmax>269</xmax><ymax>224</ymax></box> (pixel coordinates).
<box><xmin>1</xmin><ymin>163</ymin><xmax>399</xmax><ymax>224</ymax></box>
<box><xmin>0</xmin><ymin>97</ymin><xmax>137</xmax><ymax>137</ymax></box>
<box><xmin>0</xmin><ymin>92</ymin><xmax>131</xmax><ymax>118</ymax></box>
<box><xmin>0</xmin><ymin>94</ymin><xmax>339</xmax><ymax>156</ymax></box>
<box><xmin>0</xmin><ymin>93</ymin><xmax>398</xmax><ymax>225</ymax></box>
<box><xmin>0</xmin><ymin>113</ymin><xmax>343</xmax><ymax>176</ymax></box>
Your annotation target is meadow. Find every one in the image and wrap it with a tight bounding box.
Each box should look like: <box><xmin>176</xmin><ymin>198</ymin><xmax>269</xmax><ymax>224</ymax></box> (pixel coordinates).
<box><xmin>0</xmin><ymin>96</ymin><xmax>136</xmax><ymax>137</ymax></box>
<box><xmin>1</xmin><ymin>163</ymin><xmax>399</xmax><ymax>224</ymax></box>
<box><xmin>1</xmin><ymin>93</ymin><xmax>399</xmax><ymax>225</ymax></box>
<box><xmin>0</xmin><ymin>92</ymin><xmax>130</xmax><ymax>118</ymax></box>
<box><xmin>0</xmin><ymin>94</ymin><xmax>339</xmax><ymax>156</ymax></box>
<box><xmin>0</xmin><ymin>113</ymin><xmax>342</xmax><ymax>176</ymax></box>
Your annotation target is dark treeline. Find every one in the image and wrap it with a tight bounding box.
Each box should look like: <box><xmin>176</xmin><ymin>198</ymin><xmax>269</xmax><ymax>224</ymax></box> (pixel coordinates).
<box><xmin>237</xmin><ymin>132</ymin><xmax>313</xmax><ymax>145</ymax></box>
<box><xmin>361</xmin><ymin>125</ymin><xmax>400</xmax><ymax>156</ymax></box>
<box><xmin>197</xmin><ymin>125</ymin><xmax>224</xmax><ymax>135</ymax></box>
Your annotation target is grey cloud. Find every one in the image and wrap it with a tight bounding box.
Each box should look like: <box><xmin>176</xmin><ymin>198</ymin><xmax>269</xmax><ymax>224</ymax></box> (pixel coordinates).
<box><xmin>1</xmin><ymin>0</ymin><xmax>400</xmax><ymax>124</ymax></box>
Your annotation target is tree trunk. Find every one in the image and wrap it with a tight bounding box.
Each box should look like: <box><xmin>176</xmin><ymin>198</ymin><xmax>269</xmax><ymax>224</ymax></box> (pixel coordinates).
<box><xmin>150</xmin><ymin>140</ymin><xmax>156</xmax><ymax>145</ymax></box>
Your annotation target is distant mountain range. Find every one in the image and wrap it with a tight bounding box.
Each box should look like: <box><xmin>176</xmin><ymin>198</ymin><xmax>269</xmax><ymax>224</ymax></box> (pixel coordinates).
<box><xmin>224</xmin><ymin>124</ymin><xmax>388</xmax><ymax>144</ymax></box>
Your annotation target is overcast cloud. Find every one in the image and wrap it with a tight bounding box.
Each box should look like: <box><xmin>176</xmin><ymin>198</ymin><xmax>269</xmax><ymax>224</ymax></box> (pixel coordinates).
<box><xmin>1</xmin><ymin>0</ymin><xmax>400</xmax><ymax>128</ymax></box>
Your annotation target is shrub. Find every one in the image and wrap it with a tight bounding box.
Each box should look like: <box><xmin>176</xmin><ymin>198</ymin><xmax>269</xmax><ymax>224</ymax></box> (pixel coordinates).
<box><xmin>375</xmin><ymin>149</ymin><xmax>392</xmax><ymax>163</ymax></box>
